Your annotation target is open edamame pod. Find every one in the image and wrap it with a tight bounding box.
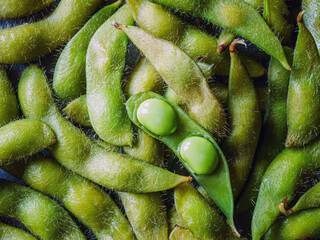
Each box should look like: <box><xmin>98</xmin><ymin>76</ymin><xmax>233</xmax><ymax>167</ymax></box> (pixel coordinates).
<box><xmin>0</xmin><ymin>119</ymin><xmax>56</xmax><ymax>165</ymax></box>
<box><xmin>126</xmin><ymin>92</ymin><xmax>237</xmax><ymax>236</ymax></box>
<box><xmin>0</xmin><ymin>222</ymin><xmax>37</xmax><ymax>240</ymax></box>
<box><xmin>115</xmin><ymin>23</ymin><xmax>227</xmax><ymax>141</ymax></box>
<box><xmin>87</xmin><ymin>4</ymin><xmax>134</xmax><ymax>147</ymax></box>
<box><xmin>0</xmin><ymin>0</ymin><xmax>54</xmax><ymax>18</ymax></box>
<box><xmin>53</xmin><ymin>1</ymin><xmax>121</xmax><ymax>105</ymax></box>
<box><xmin>18</xmin><ymin>65</ymin><xmax>191</xmax><ymax>193</ymax></box>
<box><xmin>5</xmin><ymin>155</ymin><xmax>136</xmax><ymax>240</ymax></box>
<box><xmin>0</xmin><ymin>180</ymin><xmax>86</xmax><ymax>239</ymax></box>
<box><xmin>0</xmin><ymin>66</ymin><xmax>19</xmax><ymax>127</ymax></box>
<box><xmin>149</xmin><ymin>0</ymin><xmax>290</xmax><ymax>70</ymax></box>
<box><xmin>0</xmin><ymin>0</ymin><xmax>102</xmax><ymax>63</ymax></box>
<box><xmin>286</xmin><ymin>12</ymin><xmax>320</xmax><ymax>147</ymax></box>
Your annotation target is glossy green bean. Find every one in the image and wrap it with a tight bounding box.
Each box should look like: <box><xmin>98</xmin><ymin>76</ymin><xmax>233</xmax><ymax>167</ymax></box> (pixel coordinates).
<box><xmin>0</xmin><ymin>66</ymin><xmax>19</xmax><ymax>127</ymax></box>
<box><xmin>0</xmin><ymin>119</ymin><xmax>56</xmax><ymax>164</ymax></box>
<box><xmin>286</xmin><ymin>13</ymin><xmax>320</xmax><ymax>147</ymax></box>
<box><xmin>126</xmin><ymin>92</ymin><xmax>236</xmax><ymax>235</ymax></box>
<box><xmin>18</xmin><ymin>65</ymin><xmax>191</xmax><ymax>193</ymax></box>
<box><xmin>169</xmin><ymin>226</ymin><xmax>198</xmax><ymax>240</ymax></box>
<box><xmin>302</xmin><ymin>0</ymin><xmax>320</xmax><ymax>55</ymax></box>
<box><xmin>0</xmin><ymin>180</ymin><xmax>86</xmax><ymax>239</ymax></box>
<box><xmin>236</xmin><ymin>47</ymin><xmax>292</xmax><ymax>217</ymax></box>
<box><xmin>0</xmin><ymin>0</ymin><xmax>102</xmax><ymax>63</ymax></box>
<box><xmin>222</xmin><ymin>41</ymin><xmax>261</xmax><ymax>198</ymax></box>
<box><xmin>0</xmin><ymin>222</ymin><xmax>37</xmax><ymax>240</ymax></box>
<box><xmin>5</xmin><ymin>155</ymin><xmax>136</xmax><ymax>240</ymax></box>
<box><xmin>86</xmin><ymin>5</ymin><xmax>134</xmax><ymax>146</ymax></box>
<box><xmin>0</xmin><ymin>0</ymin><xmax>54</xmax><ymax>18</ymax></box>
<box><xmin>52</xmin><ymin>1</ymin><xmax>121</xmax><ymax>105</ymax></box>
<box><xmin>264</xmin><ymin>208</ymin><xmax>320</xmax><ymax>240</ymax></box>
<box><xmin>149</xmin><ymin>0</ymin><xmax>290</xmax><ymax>70</ymax></box>
<box><xmin>115</xmin><ymin>24</ymin><xmax>226</xmax><ymax>140</ymax></box>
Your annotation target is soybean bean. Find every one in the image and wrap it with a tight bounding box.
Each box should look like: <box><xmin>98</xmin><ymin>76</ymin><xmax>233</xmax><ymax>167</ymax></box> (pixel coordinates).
<box><xmin>52</xmin><ymin>1</ymin><xmax>121</xmax><ymax>105</ymax></box>
<box><xmin>18</xmin><ymin>65</ymin><xmax>189</xmax><ymax>193</ymax></box>
<box><xmin>126</xmin><ymin>92</ymin><xmax>236</xmax><ymax>235</ymax></box>
<box><xmin>286</xmin><ymin>12</ymin><xmax>320</xmax><ymax>147</ymax></box>
<box><xmin>0</xmin><ymin>66</ymin><xmax>19</xmax><ymax>127</ymax></box>
<box><xmin>86</xmin><ymin>5</ymin><xmax>134</xmax><ymax>146</ymax></box>
<box><xmin>0</xmin><ymin>180</ymin><xmax>86</xmax><ymax>240</ymax></box>
<box><xmin>0</xmin><ymin>0</ymin><xmax>54</xmax><ymax>18</ymax></box>
<box><xmin>0</xmin><ymin>0</ymin><xmax>102</xmax><ymax>63</ymax></box>
<box><xmin>0</xmin><ymin>119</ymin><xmax>56</xmax><ymax>164</ymax></box>
<box><xmin>149</xmin><ymin>0</ymin><xmax>290</xmax><ymax>70</ymax></box>
<box><xmin>0</xmin><ymin>222</ymin><xmax>37</xmax><ymax>240</ymax></box>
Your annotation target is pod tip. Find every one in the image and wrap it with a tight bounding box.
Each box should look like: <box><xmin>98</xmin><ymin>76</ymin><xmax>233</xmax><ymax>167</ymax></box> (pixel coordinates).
<box><xmin>297</xmin><ymin>11</ymin><xmax>305</xmax><ymax>24</ymax></box>
<box><xmin>112</xmin><ymin>20</ymin><xmax>127</xmax><ymax>29</ymax></box>
<box><xmin>217</xmin><ymin>43</ymin><xmax>228</xmax><ymax>54</ymax></box>
<box><xmin>229</xmin><ymin>39</ymin><xmax>246</xmax><ymax>53</ymax></box>
<box><xmin>278</xmin><ymin>201</ymin><xmax>294</xmax><ymax>215</ymax></box>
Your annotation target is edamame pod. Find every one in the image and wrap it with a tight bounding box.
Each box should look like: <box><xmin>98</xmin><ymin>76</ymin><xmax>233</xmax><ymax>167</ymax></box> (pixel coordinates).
<box><xmin>0</xmin><ymin>222</ymin><xmax>37</xmax><ymax>240</ymax></box>
<box><xmin>116</xmin><ymin>24</ymin><xmax>226</xmax><ymax>140</ymax></box>
<box><xmin>0</xmin><ymin>0</ymin><xmax>102</xmax><ymax>63</ymax></box>
<box><xmin>18</xmin><ymin>65</ymin><xmax>189</xmax><ymax>193</ymax></box>
<box><xmin>0</xmin><ymin>180</ymin><xmax>86</xmax><ymax>240</ymax></box>
<box><xmin>286</xmin><ymin>12</ymin><xmax>320</xmax><ymax>147</ymax></box>
<box><xmin>5</xmin><ymin>155</ymin><xmax>136</xmax><ymax>240</ymax></box>
<box><xmin>87</xmin><ymin>5</ymin><xmax>134</xmax><ymax>146</ymax></box>
<box><xmin>264</xmin><ymin>208</ymin><xmax>320</xmax><ymax>240</ymax></box>
<box><xmin>149</xmin><ymin>0</ymin><xmax>290</xmax><ymax>70</ymax></box>
<box><xmin>0</xmin><ymin>0</ymin><xmax>54</xmax><ymax>18</ymax></box>
<box><xmin>0</xmin><ymin>66</ymin><xmax>19</xmax><ymax>127</ymax></box>
<box><xmin>126</xmin><ymin>92</ymin><xmax>237</xmax><ymax>236</ymax></box>
<box><xmin>53</xmin><ymin>1</ymin><xmax>121</xmax><ymax>105</ymax></box>
<box><xmin>217</xmin><ymin>30</ymin><xmax>236</xmax><ymax>53</ymax></box>
<box><xmin>0</xmin><ymin>119</ymin><xmax>56</xmax><ymax>164</ymax></box>
<box><xmin>222</xmin><ymin>40</ymin><xmax>261</xmax><ymax>198</ymax></box>
<box><xmin>169</xmin><ymin>226</ymin><xmax>198</xmax><ymax>240</ymax></box>
<box><xmin>63</xmin><ymin>95</ymin><xmax>91</xmax><ymax>127</ymax></box>
<box><xmin>302</xmin><ymin>0</ymin><xmax>320</xmax><ymax>55</ymax></box>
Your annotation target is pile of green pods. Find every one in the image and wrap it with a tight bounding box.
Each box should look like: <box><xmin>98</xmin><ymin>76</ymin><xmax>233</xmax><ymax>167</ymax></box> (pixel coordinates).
<box><xmin>0</xmin><ymin>0</ymin><xmax>319</xmax><ymax>239</ymax></box>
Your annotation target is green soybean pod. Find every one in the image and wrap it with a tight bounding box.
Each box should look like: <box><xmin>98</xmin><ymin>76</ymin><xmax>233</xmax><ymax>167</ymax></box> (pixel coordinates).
<box><xmin>115</xmin><ymin>24</ymin><xmax>226</xmax><ymax>141</ymax></box>
<box><xmin>126</xmin><ymin>92</ymin><xmax>237</xmax><ymax>236</ymax></box>
<box><xmin>222</xmin><ymin>40</ymin><xmax>261</xmax><ymax>198</ymax></box>
<box><xmin>236</xmin><ymin>47</ymin><xmax>292</xmax><ymax>217</ymax></box>
<box><xmin>52</xmin><ymin>1</ymin><xmax>121</xmax><ymax>105</ymax></box>
<box><xmin>18</xmin><ymin>65</ymin><xmax>190</xmax><ymax>193</ymax></box>
<box><xmin>303</xmin><ymin>0</ymin><xmax>320</xmax><ymax>55</ymax></box>
<box><xmin>0</xmin><ymin>222</ymin><xmax>37</xmax><ymax>240</ymax></box>
<box><xmin>8</xmin><ymin>155</ymin><xmax>136</xmax><ymax>240</ymax></box>
<box><xmin>286</xmin><ymin>12</ymin><xmax>320</xmax><ymax>147</ymax></box>
<box><xmin>63</xmin><ymin>95</ymin><xmax>91</xmax><ymax>127</ymax></box>
<box><xmin>149</xmin><ymin>0</ymin><xmax>290</xmax><ymax>70</ymax></box>
<box><xmin>0</xmin><ymin>119</ymin><xmax>56</xmax><ymax>164</ymax></box>
<box><xmin>0</xmin><ymin>66</ymin><xmax>19</xmax><ymax>127</ymax></box>
<box><xmin>169</xmin><ymin>226</ymin><xmax>198</xmax><ymax>240</ymax></box>
<box><xmin>0</xmin><ymin>0</ymin><xmax>102</xmax><ymax>64</ymax></box>
<box><xmin>0</xmin><ymin>0</ymin><xmax>54</xmax><ymax>18</ymax></box>
<box><xmin>86</xmin><ymin>5</ymin><xmax>134</xmax><ymax>146</ymax></box>
<box><xmin>174</xmin><ymin>183</ymin><xmax>239</xmax><ymax>239</ymax></box>
<box><xmin>264</xmin><ymin>208</ymin><xmax>320</xmax><ymax>240</ymax></box>
<box><xmin>217</xmin><ymin>30</ymin><xmax>236</xmax><ymax>53</ymax></box>
<box><xmin>0</xmin><ymin>180</ymin><xmax>86</xmax><ymax>240</ymax></box>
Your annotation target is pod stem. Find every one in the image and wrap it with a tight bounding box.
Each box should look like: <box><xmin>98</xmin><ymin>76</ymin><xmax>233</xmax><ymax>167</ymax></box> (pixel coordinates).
<box><xmin>229</xmin><ymin>39</ymin><xmax>246</xmax><ymax>53</ymax></box>
<box><xmin>278</xmin><ymin>201</ymin><xmax>294</xmax><ymax>216</ymax></box>
<box><xmin>112</xmin><ymin>20</ymin><xmax>127</xmax><ymax>29</ymax></box>
<box><xmin>297</xmin><ymin>11</ymin><xmax>305</xmax><ymax>24</ymax></box>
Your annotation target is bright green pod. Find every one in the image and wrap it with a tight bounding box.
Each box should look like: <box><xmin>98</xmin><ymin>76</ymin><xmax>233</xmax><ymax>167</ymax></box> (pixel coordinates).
<box><xmin>87</xmin><ymin>5</ymin><xmax>134</xmax><ymax>146</ymax></box>
<box><xmin>236</xmin><ymin>47</ymin><xmax>292</xmax><ymax>217</ymax></box>
<box><xmin>63</xmin><ymin>95</ymin><xmax>91</xmax><ymax>127</ymax></box>
<box><xmin>150</xmin><ymin>0</ymin><xmax>290</xmax><ymax>70</ymax></box>
<box><xmin>0</xmin><ymin>0</ymin><xmax>102</xmax><ymax>64</ymax></box>
<box><xmin>264</xmin><ymin>208</ymin><xmax>320</xmax><ymax>240</ymax></box>
<box><xmin>0</xmin><ymin>66</ymin><xmax>19</xmax><ymax>127</ymax></box>
<box><xmin>0</xmin><ymin>222</ymin><xmax>37</xmax><ymax>240</ymax></box>
<box><xmin>116</xmin><ymin>24</ymin><xmax>226</xmax><ymax>140</ymax></box>
<box><xmin>169</xmin><ymin>226</ymin><xmax>198</xmax><ymax>240</ymax></box>
<box><xmin>0</xmin><ymin>119</ymin><xmax>56</xmax><ymax>164</ymax></box>
<box><xmin>174</xmin><ymin>183</ymin><xmax>239</xmax><ymax>239</ymax></box>
<box><xmin>302</xmin><ymin>0</ymin><xmax>320</xmax><ymax>55</ymax></box>
<box><xmin>222</xmin><ymin>41</ymin><xmax>261</xmax><ymax>198</ymax></box>
<box><xmin>0</xmin><ymin>0</ymin><xmax>54</xmax><ymax>18</ymax></box>
<box><xmin>126</xmin><ymin>92</ymin><xmax>237</xmax><ymax>236</ymax></box>
<box><xmin>53</xmin><ymin>1</ymin><xmax>121</xmax><ymax>105</ymax></box>
<box><xmin>6</xmin><ymin>155</ymin><xmax>135</xmax><ymax>240</ymax></box>
<box><xmin>0</xmin><ymin>180</ymin><xmax>86</xmax><ymax>240</ymax></box>
<box><xmin>286</xmin><ymin>13</ymin><xmax>320</xmax><ymax>147</ymax></box>
<box><xmin>18</xmin><ymin>65</ymin><xmax>191</xmax><ymax>193</ymax></box>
